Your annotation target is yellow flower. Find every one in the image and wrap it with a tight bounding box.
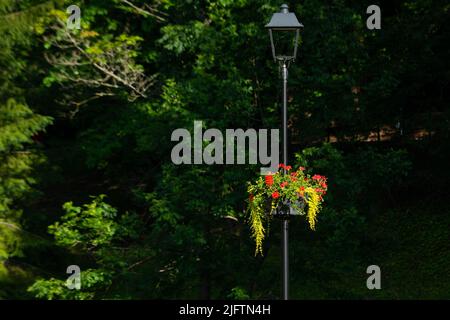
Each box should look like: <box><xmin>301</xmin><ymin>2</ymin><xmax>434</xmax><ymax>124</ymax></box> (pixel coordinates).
<box><xmin>304</xmin><ymin>187</ymin><xmax>320</xmax><ymax>230</ymax></box>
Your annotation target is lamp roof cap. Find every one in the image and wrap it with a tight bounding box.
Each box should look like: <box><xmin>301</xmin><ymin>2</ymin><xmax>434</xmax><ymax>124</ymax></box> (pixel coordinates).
<box><xmin>265</xmin><ymin>4</ymin><xmax>304</xmax><ymax>29</ymax></box>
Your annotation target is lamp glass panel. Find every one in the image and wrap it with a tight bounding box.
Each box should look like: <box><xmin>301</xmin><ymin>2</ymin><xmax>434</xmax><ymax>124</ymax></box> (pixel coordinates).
<box><xmin>271</xmin><ymin>29</ymin><xmax>297</xmax><ymax>59</ymax></box>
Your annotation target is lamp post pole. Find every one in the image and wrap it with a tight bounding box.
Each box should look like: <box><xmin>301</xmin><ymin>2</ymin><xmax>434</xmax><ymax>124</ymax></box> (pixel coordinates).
<box><xmin>265</xmin><ymin>3</ymin><xmax>303</xmax><ymax>301</ymax></box>
<box><xmin>281</xmin><ymin>61</ymin><xmax>289</xmax><ymax>300</ymax></box>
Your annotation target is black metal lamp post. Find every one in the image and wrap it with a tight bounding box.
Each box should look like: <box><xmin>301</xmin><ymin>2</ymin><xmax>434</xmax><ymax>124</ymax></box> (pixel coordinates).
<box><xmin>266</xmin><ymin>3</ymin><xmax>303</xmax><ymax>301</ymax></box>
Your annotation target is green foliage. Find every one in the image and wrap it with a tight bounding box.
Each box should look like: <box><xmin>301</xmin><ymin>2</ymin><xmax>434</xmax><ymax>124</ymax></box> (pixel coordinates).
<box><xmin>227</xmin><ymin>286</ymin><xmax>250</xmax><ymax>300</ymax></box>
<box><xmin>289</xmin><ymin>143</ymin><xmax>413</xmax><ymax>297</ymax></box>
<box><xmin>28</xmin><ymin>268</ymin><xmax>113</xmax><ymax>300</ymax></box>
<box><xmin>0</xmin><ymin>1</ymin><xmax>61</xmax><ymax>97</ymax></box>
<box><xmin>295</xmin><ymin>144</ymin><xmax>412</xmax><ymax>207</ymax></box>
<box><xmin>0</xmin><ymin>98</ymin><xmax>52</xmax><ymax>293</ymax></box>
<box><xmin>49</xmin><ymin>195</ymin><xmax>119</xmax><ymax>249</ymax></box>
<box><xmin>28</xmin><ymin>195</ymin><xmax>140</xmax><ymax>299</ymax></box>
<box><xmin>0</xmin><ymin>98</ymin><xmax>51</xmax><ymax>217</ymax></box>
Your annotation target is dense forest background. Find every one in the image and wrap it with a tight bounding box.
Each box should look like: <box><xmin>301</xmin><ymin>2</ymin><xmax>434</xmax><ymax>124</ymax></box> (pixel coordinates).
<box><xmin>0</xmin><ymin>0</ymin><xmax>449</xmax><ymax>299</ymax></box>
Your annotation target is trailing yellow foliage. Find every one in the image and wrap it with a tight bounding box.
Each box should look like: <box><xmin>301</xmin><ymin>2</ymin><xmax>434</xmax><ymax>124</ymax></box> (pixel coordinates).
<box><xmin>305</xmin><ymin>187</ymin><xmax>320</xmax><ymax>230</ymax></box>
<box><xmin>249</xmin><ymin>202</ymin><xmax>265</xmax><ymax>256</ymax></box>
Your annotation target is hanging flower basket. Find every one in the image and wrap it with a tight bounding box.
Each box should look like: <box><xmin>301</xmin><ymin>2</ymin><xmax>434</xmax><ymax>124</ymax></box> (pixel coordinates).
<box><xmin>247</xmin><ymin>164</ymin><xmax>328</xmax><ymax>255</ymax></box>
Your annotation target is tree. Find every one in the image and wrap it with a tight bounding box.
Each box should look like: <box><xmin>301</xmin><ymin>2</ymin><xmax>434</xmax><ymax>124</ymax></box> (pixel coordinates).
<box><xmin>0</xmin><ymin>1</ymin><xmax>53</xmax><ymax>297</ymax></box>
<box><xmin>0</xmin><ymin>99</ymin><xmax>52</xmax><ymax>296</ymax></box>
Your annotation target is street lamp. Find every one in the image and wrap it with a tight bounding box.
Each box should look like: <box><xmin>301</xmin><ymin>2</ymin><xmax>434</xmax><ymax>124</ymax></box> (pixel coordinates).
<box><xmin>266</xmin><ymin>4</ymin><xmax>303</xmax><ymax>63</ymax></box>
<box><xmin>266</xmin><ymin>3</ymin><xmax>303</xmax><ymax>301</ymax></box>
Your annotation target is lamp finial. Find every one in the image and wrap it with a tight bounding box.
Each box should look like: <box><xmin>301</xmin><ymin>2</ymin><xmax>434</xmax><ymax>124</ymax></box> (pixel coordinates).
<box><xmin>280</xmin><ymin>4</ymin><xmax>289</xmax><ymax>14</ymax></box>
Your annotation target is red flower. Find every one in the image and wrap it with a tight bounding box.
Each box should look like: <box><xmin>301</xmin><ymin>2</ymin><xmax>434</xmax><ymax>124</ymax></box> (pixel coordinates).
<box><xmin>299</xmin><ymin>186</ymin><xmax>305</xmax><ymax>191</ymax></box>
<box><xmin>291</xmin><ymin>172</ymin><xmax>298</xmax><ymax>177</ymax></box>
<box><xmin>321</xmin><ymin>182</ymin><xmax>327</xmax><ymax>189</ymax></box>
<box><xmin>312</xmin><ymin>174</ymin><xmax>327</xmax><ymax>182</ymax></box>
<box><xmin>299</xmin><ymin>167</ymin><xmax>305</xmax><ymax>171</ymax></box>
<box><xmin>265</xmin><ymin>175</ymin><xmax>274</xmax><ymax>186</ymax></box>
<box><xmin>272</xmin><ymin>191</ymin><xmax>280</xmax><ymax>199</ymax></box>
<box><xmin>278</xmin><ymin>164</ymin><xmax>291</xmax><ymax>171</ymax></box>
<box><xmin>280</xmin><ymin>181</ymin><xmax>289</xmax><ymax>188</ymax></box>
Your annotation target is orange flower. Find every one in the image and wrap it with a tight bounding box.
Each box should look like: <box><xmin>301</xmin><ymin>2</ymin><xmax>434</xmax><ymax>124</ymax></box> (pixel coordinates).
<box><xmin>265</xmin><ymin>175</ymin><xmax>274</xmax><ymax>186</ymax></box>
<box><xmin>280</xmin><ymin>181</ymin><xmax>289</xmax><ymax>188</ymax></box>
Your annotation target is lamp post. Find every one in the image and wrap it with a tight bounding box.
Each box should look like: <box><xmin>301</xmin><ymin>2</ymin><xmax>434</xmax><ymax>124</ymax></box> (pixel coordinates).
<box><xmin>265</xmin><ymin>3</ymin><xmax>303</xmax><ymax>301</ymax></box>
